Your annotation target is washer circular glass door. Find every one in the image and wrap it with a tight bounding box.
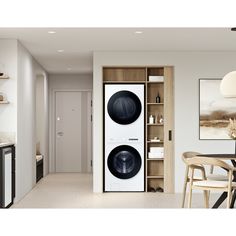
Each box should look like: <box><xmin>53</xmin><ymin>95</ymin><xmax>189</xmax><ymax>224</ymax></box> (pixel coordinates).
<box><xmin>107</xmin><ymin>90</ymin><xmax>142</xmax><ymax>125</ymax></box>
<box><xmin>107</xmin><ymin>145</ymin><xmax>142</xmax><ymax>179</ymax></box>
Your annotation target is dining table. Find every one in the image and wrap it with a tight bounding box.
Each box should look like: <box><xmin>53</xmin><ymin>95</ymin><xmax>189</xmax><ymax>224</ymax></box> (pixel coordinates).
<box><xmin>197</xmin><ymin>154</ymin><xmax>236</xmax><ymax>208</ymax></box>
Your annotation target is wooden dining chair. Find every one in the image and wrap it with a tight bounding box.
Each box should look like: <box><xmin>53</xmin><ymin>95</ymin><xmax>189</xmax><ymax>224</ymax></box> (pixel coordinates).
<box><xmin>181</xmin><ymin>152</ymin><xmax>206</xmax><ymax>208</ymax></box>
<box><xmin>186</xmin><ymin>156</ymin><xmax>236</xmax><ymax>208</ymax></box>
<box><xmin>181</xmin><ymin>152</ymin><xmax>229</xmax><ymax>208</ymax></box>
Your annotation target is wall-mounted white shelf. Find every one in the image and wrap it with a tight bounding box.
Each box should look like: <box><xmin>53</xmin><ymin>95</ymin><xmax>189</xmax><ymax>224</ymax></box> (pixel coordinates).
<box><xmin>0</xmin><ymin>101</ymin><xmax>10</xmax><ymax>104</ymax></box>
<box><xmin>0</xmin><ymin>75</ymin><xmax>9</xmax><ymax>79</ymax></box>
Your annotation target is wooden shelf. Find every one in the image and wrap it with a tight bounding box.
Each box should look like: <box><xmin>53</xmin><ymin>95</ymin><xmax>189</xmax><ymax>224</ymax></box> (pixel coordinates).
<box><xmin>0</xmin><ymin>101</ymin><xmax>9</xmax><ymax>104</ymax></box>
<box><xmin>147</xmin><ymin>81</ymin><xmax>164</xmax><ymax>84</ymax></box>
<box><xmin>147</xmin><ymin>141</ymin><xmax>164</xmax><ymax>143</ymax></box>
<box><xmin>0</xmin><ymin>75</ymin><xmax>9</xmax><ymax>79</ymax></box>
<box><xmin>147</xmin><ymin>123</ymin><xmax>163</xmax><ymax>126</ymax></box>
<box><xmin>147</xmin><ymin>175</ymin><xmax>164</xmax><ymax>179</ymax></box>
<box><xmin>147</xmin><ymin>103</ymin><xmax>164</xmax><ymax>105</ymax></box>
<box><xmin>147</xmin><ymin>158</ymin><xmax>164</xmax><ymax>161</ymax></box>
<box><xmin>103</xmin><ymin>81</ymin><xmax>145</xmax><ymax>83</ymax></box>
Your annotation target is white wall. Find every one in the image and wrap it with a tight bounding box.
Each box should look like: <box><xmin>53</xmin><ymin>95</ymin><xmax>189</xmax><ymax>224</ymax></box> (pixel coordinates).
<box><xmin>49</xmin><ymin>74</ymin><xmax>92</xmax><ymax>90</ymax></box>
<box><xmin>0</xmin><ymin>40</ymin><xmax>17</xmax><ymax>136</ymax></box>
<box><xmin>36</xmin><ymin>75</ymin><xmax>44</xmax><ymax>151</ymax></box>
<box><xmin>36</xmin><ymin>74</ymin><xmax>49</xmax><ymax>176</ymax></box>
<box><xmin>0</xmin><ymin>39</ymin><xmax>48</xmax><ymax>202</ymax></box>
<box><xmin>16</xmin><ymin>42</ymin><xmax>48</xmax><ymax>202</ymax></box>
<box><xmin>43</xmin><ymin>74</ymin><xmax>49</xmax><ymax>175</ymax></box>
<box><xmin>48</xmin><ymin>74</ymin><xmax>92</xmax><ymax>173</ymax></box>
<box><xmin>93</xmin><ymin>51</ymin><xmax>236</xmax><ymax>193</ymax></box>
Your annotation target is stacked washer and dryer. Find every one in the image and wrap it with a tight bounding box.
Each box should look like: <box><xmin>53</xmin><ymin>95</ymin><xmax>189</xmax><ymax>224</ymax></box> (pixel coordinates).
<box><xmin>104</xmin><ymin>84</ymin><xmax>144</xmax><ymax>192</ymax></box>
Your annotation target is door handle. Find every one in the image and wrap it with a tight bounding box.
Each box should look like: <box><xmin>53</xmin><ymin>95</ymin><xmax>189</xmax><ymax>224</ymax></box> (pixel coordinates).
<box><xmin>57</xmin><ymin>132</ymin><xmax>64</xmax><ymax>137</ymax></box>
<box><xmin>169</xmin><ymin>130</ymin><xmax>172</xmax><ymax>141</ymax></box>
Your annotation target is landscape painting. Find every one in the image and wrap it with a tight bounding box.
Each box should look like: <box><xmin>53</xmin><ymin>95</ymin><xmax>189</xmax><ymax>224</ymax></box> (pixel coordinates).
<box><xmin>199</xmin><ymin>79</ymin><xmax>236</xmax><ymax>140</ymax></box>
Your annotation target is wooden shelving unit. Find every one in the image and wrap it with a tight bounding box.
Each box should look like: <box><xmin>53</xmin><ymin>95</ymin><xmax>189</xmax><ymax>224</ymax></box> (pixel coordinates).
<box><xmin>145</xmin><ymin>67</ymin><xmax>174</xmax><ymax>193</ymax></box>
<box><xmin>103</xmin><ymin>66</ymin><xmax>174</xmax><ymax>193</ymax></box>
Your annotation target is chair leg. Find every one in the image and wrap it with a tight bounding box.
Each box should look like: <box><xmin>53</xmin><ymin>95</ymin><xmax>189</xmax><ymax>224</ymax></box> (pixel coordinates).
<box><xmin>181</xmin><ymin>167</ymin><xmax>189</xmax><ymax>208</ymax></box>
<box><xmin>188</xmin><ymin>168</ymin><xmax>194</xmax><ymax>208</ymax></box>
<box><xmin>227</xmin><ymin>171</ymin><xmax>233</xmax><ymax>209</ymax></box>
<box><xmin>200</xmin><ymin>167</ymin><xmax>209</xmax><ymax>208</ymax></box>
<box><xmin>227</xmin><ymin>189</ymin><xmax>232</xmax><ymax>209</ymax></box>
<box><xmin>203</xmin><ymin>190</ymin><xmax>209</xmax><ymax>208</ymax></box>
<box><xmin>208</xmin><ymin>190</ymin><xmax>211</xmax><ymax>203</ymax></box>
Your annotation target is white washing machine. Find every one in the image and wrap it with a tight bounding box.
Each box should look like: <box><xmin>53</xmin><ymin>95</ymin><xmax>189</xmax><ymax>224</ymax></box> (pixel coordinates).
<box><xmin>104</xmin><ymin>84</ymin><xmax>144</xmax><ymax>192</ymax></box>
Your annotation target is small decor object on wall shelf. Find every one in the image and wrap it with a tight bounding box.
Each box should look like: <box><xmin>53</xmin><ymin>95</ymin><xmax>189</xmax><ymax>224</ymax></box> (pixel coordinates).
<box><xmin>199</xmin><ymin>79</ymin><xmax>236</xmax><ymax>140</ymax></box>
<box><xmin>0</xmin><ymin>72</ymin><xmax>9</xmax><ymax>79</ymax></box>
<box><xmin>0</xmin><ymin>63</ymin><xmax>8</xmax><ymax>79</ymax></box>
<box><xmin>0</xmin><ymin>93</ymin><xmax>9</xmax><ymax>104</ymax></box>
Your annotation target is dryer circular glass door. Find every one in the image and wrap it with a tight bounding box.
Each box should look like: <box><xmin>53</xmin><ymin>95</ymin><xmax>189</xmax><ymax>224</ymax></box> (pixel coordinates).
<box><xmin>107</xmin><ymin>90</ymin><xmax>142</xmax><ymax>125</ymax></box>
<box><xmin>107</xmin><ymin>145</ymin><xmax>142</xmax><ymax>179</ymax></box>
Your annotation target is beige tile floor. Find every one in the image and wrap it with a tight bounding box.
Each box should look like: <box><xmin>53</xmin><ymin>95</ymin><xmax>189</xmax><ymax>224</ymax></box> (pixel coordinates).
<box><xmin>12</xmin><ymin>173</ymin><xmax>226</xmax><ymax>208</ymax></box>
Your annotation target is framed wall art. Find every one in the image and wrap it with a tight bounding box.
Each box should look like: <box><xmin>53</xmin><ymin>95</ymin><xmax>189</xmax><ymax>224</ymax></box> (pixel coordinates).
<box><xmin>199</xmin><ymin>78</ymin><xmax>236</xmax><ymax>140</ymax></box>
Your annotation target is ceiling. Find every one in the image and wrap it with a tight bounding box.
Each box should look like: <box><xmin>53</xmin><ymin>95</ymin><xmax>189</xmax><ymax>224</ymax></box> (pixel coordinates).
<box><xmin>0</xmin><ymin>28</ymin><xmax>235</xmax><ymax>74</ymax></box>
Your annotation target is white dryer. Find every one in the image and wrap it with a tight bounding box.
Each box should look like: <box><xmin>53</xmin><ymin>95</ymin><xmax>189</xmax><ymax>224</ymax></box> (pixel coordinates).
<box><xmin>104</xmin><ymin>84</ymin><xmax>144</xmax><ymax>192</ymax></box>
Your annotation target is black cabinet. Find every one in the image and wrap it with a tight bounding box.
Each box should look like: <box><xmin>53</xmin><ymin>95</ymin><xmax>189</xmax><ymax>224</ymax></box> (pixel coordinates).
<box><xmin>36</xmin><ymin>159</ymin><xmax>43</xmax><ymax>183</ymax></box>
<box><xmin>0</xmin><ymin>145</ymin><xmax>15</xmax><ymax>208</ymax></box>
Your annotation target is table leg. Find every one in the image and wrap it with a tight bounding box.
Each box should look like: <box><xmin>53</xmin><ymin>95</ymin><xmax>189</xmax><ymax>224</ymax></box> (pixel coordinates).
<box><xmin>229</xmin><ymin>160</ymin><xmax>236</xmax><ymax>208</ymax></box>
<box><xmin>212</xmin><ymin>192</ymin><xmax>228</xmax><ymax>208</ymax></box>
<box><xmin>230</xmin><ymin>190</ymin><xmax>236</xmax><ymax>208</ymax></box>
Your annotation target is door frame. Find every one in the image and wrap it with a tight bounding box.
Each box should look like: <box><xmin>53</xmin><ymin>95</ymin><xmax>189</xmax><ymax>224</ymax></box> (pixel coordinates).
<box><xmin>50</xmin><ymin>89</ymin><xmax>93</xmax><ymax>173</ymax></box>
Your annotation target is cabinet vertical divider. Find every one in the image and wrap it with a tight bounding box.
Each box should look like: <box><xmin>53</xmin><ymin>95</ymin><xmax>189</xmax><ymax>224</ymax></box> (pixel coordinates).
<box><xmin>145</xmin><ymin>67</ymin><xmax>148</xmax><ymax>192</ymax></box>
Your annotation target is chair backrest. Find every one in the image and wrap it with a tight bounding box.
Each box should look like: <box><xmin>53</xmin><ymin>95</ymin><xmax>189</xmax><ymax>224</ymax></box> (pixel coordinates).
<box><xmin>186</xmin><ymin>156</ymin><xmax>234</xmax><ymax>172</ymax></box>
<box><xmin>182</xmin><ymin>151</ymin><xmax>202</xmax><ymax>164</ymax></box>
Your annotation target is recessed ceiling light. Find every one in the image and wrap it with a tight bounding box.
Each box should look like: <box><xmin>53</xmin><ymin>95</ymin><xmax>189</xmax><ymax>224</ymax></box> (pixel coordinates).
<box><xmin>48</xmin><ymin>31</ymin><xmax>56</xmax><ymax>34</ymax></box>
<box><xmin>135</xmin><ymin>31</ymin><xmax>143</xmax><ymax>34</ymax></box>
<box><xmin>231</xmin><ymin>28</ymin><xmax>236</xmax><ymax>31</ymax></box>
<box><xmin>67</xmin><ymin>67</ymin><xmax>72</xmax><ymax>71</ymax></box>
<box><xmin>57</xmin><ymin>49</ymin><xmax>64</xmax><ymax>53</ymax></box>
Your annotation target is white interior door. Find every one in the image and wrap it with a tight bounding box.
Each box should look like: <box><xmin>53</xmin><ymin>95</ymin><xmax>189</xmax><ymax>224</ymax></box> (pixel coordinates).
<box><xmin>55</xmin><ymin>91</ymin><xmax>82</xmax><ymax>172</ymax></box>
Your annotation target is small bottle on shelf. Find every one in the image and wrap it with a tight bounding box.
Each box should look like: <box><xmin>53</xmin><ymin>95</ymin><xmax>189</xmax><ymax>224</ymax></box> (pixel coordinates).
<box><xmin>156</xmin><ymin>93</ymin><xmax>161</xmax><ymax>103</ymax></box>
<box><xmin>149</xmin><ymin>115</ymin><xmax>154</xmax><ymax>124</ymax></box>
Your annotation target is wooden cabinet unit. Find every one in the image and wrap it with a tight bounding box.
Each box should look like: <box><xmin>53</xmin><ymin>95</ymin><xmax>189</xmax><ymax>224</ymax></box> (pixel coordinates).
<box><xmin>103</xmin><ymin>66</ymin><xmax>174</xmax><ymax>193</ymax></box>
<box><xmin>103</xmin><ymin>67</ymin><xmax>146</xmax><ymax>82</ymax></box>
